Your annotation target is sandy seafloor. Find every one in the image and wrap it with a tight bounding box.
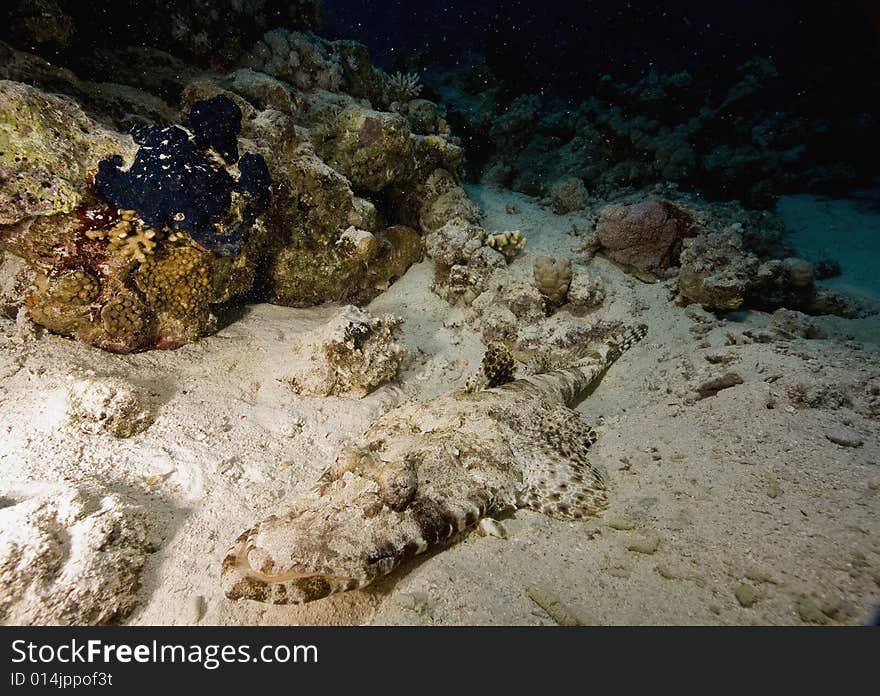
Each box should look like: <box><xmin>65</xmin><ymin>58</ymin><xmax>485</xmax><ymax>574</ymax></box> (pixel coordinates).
<box><xmin>1</xmin><ymin>185</ymin><xmax>878</xmax><ymax>626</ymax></box>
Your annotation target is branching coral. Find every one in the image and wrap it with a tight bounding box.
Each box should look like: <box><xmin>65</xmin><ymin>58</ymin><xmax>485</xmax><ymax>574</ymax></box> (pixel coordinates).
<box><xmin>85</xmin><ymin>209</ymin><xmax>161</xmax><ymax>264</ymax></box>
<box><xmin>486</xmin><ymin>230</ymin><xmax>526</xmax><ymax>261</ymax></box>
<box><xmin>387</xmin><ymin>71</ymin><xmax>423</xmax><ymax>102</ymax></box>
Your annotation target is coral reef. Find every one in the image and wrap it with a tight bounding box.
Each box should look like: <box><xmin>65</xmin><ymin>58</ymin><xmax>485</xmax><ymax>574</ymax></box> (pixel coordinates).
<box><xmin>0</xmin><ymin>485</ymin><xmax>152</xmax><ymax>625</ymax></box>
<box><xmin>285</xmin><ymin>306</ymin><xmax>406</xmax><ymax>398</ymax></box>
<box><xmin>1</xmin><ymin>1</ymin><xmax>321</xmax><ymax>69</ymax></box>
<box><xmin>1</xmin><ymin>92</ymin><xmax>274</xmax><ymax>352</ymax></box>
<box><xmin>242</xmin><ymin>30</ymin><xmax>345</xmax><ymax>93</ymax></box>
<box><xmin>1</xmin><ymin>12</ymin><xmax>470</xmax><ymax>352</ymax></box>
<box><xmin>438</xmin><ymin>57</ymin><xmax>875</xmax><ymax>207</ymax></box>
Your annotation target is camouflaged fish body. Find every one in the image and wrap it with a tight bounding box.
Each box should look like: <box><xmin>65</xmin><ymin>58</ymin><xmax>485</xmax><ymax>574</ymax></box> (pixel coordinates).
<box><xmin>223</xmin><ymin>324</ymin><xmax>647</xmax><ymax>604</ymax></box>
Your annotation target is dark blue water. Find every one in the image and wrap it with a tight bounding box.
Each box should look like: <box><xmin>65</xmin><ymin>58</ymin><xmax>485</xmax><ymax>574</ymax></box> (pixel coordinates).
<box><xmin>322</xmin><ymin>1</ymin><xmax>877</xmax><ymax>96</ymax></box>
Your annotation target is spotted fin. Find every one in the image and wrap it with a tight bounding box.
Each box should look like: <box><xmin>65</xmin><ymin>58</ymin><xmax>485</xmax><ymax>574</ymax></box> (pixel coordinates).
<box><xmin>514</xmin><ymin>407</ymin><xmax>607</xmax><ymax>520</ymax></box>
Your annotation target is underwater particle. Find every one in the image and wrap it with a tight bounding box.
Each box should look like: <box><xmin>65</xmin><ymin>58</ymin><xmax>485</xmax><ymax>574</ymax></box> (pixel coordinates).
<box><xmin>486</xmin><ymin>230</ymin><xmax>526</xmax><ymax>262</ymax></box>
<box><xmin>48</xmin><ymin>269</ymin><xmax>101</xmax><ymax>305</ymax></box>
<box><xmin>183</xmin><ymin>94</ymin><xmax>241</xmax><ymax>164</ymax></box>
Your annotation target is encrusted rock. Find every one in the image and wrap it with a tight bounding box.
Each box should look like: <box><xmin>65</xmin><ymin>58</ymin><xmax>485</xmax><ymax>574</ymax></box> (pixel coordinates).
<box><xmin>596</xmin><ymin>199</ymin><xmax>697</xmax><ymax>278</ymax></box>
<box><xmin>549</xmin><ymin>176</ymin><xmax>589</xmax><ymax>214</ymax></box>
<box><xmin>781</xmin><ymin>257</ymin><xmax>814</xmax><ymax>288</ymax></box>
<box><xmin>399</xmin><ymin>99</ymin><xmax>439</xmax><ymax>135</ymax></box>
<box><xmin>695</xmin><ymin>372</ymin><xmax>744</xmax><ymax>399</ymax></box>
<box><xmin>0</xmin><ymin>251</ymin><xmax>33</xmax><ymax>318</ymax></box>
<box><xmin>0</xmin><ymin>80</ymin><xmax>134</xmax><ymax>225</ymax></box>
<box><xmin>424</xmin><ymin>219</ymin><xmax>485</xmax><ymax>268</ymax></box>
<box><xmin>0</xmin><ymin>485</ymin><xmax>152</xmax><ymax>625</ymax></box>
<box><xmin>66</xmin><ymin>376</ymin><xmax>154</xmax><ymax>438</ymax></box>
<box><xmin>286</xmin><ymin>306</ymin><xmax>406</xmax><ymax>397</ymax></box>
<box><xmin>242</xmin><ymin>29</ymin><xmax>345</xmax><ymax>93</ymax></box>
<box><xmin>771</xmin><ymin>308</ymin><xmax>826</xmax><ymax>339</ymax></box>
<box><xmin>315</xmin><ymin>106</ymin><xmax>416</xmax><ymax>192</ymax></box>
<box><xmin>566</xmin><ymin>267</ymin><xmax>606</xmax><ymax>310</ymax></box>
<box><xmin>678</xmin><ymin>231</ymin><xmax>759</xmax><ymax>310</ymax></box>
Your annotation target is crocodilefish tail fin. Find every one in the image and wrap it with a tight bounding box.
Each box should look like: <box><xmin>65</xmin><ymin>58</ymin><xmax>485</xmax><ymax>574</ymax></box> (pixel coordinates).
<box><xmin>498</xmin><ymin>323</ymin><xmax>648</xmax><ymax>406</ymax></box>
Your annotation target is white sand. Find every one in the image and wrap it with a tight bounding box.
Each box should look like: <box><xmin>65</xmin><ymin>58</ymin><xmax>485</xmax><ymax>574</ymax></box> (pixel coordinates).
<box><xmin>1</xmin><ymin>186</ymin><xmax>878</xmax><ymax>625</ymax></box>
<box><xmin>778</xmin><ymin>192</ymin><xmax>880</xmax><ymax>301</ymax></box>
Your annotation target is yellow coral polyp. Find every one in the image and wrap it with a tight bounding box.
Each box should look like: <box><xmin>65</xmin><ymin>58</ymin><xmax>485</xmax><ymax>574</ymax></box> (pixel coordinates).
<box><xmin>101</xmin><ymin>294</ymin><xmax>146</xmax><ymax>336</ymax></box>
<box><xmin>135</xmin><ymin>246</ymin><xmax>212</xmax><ymax>318</ymax></box>
<box><xmin>49</xmin><ymin>269</ymin><xmax>101</xmax><ymax>305</ymax></box>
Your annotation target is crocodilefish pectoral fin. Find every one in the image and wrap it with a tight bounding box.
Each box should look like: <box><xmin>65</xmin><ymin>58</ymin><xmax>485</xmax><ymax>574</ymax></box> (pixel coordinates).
<box><xmin>222</xmin><ymin>472</ymin><xmax>491</xmax><ymax>604</ymax></box>
<box><xmin>514</xmin><ymin>406</ymin><xmax>608</xmax><ymax>520</ymax></box>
